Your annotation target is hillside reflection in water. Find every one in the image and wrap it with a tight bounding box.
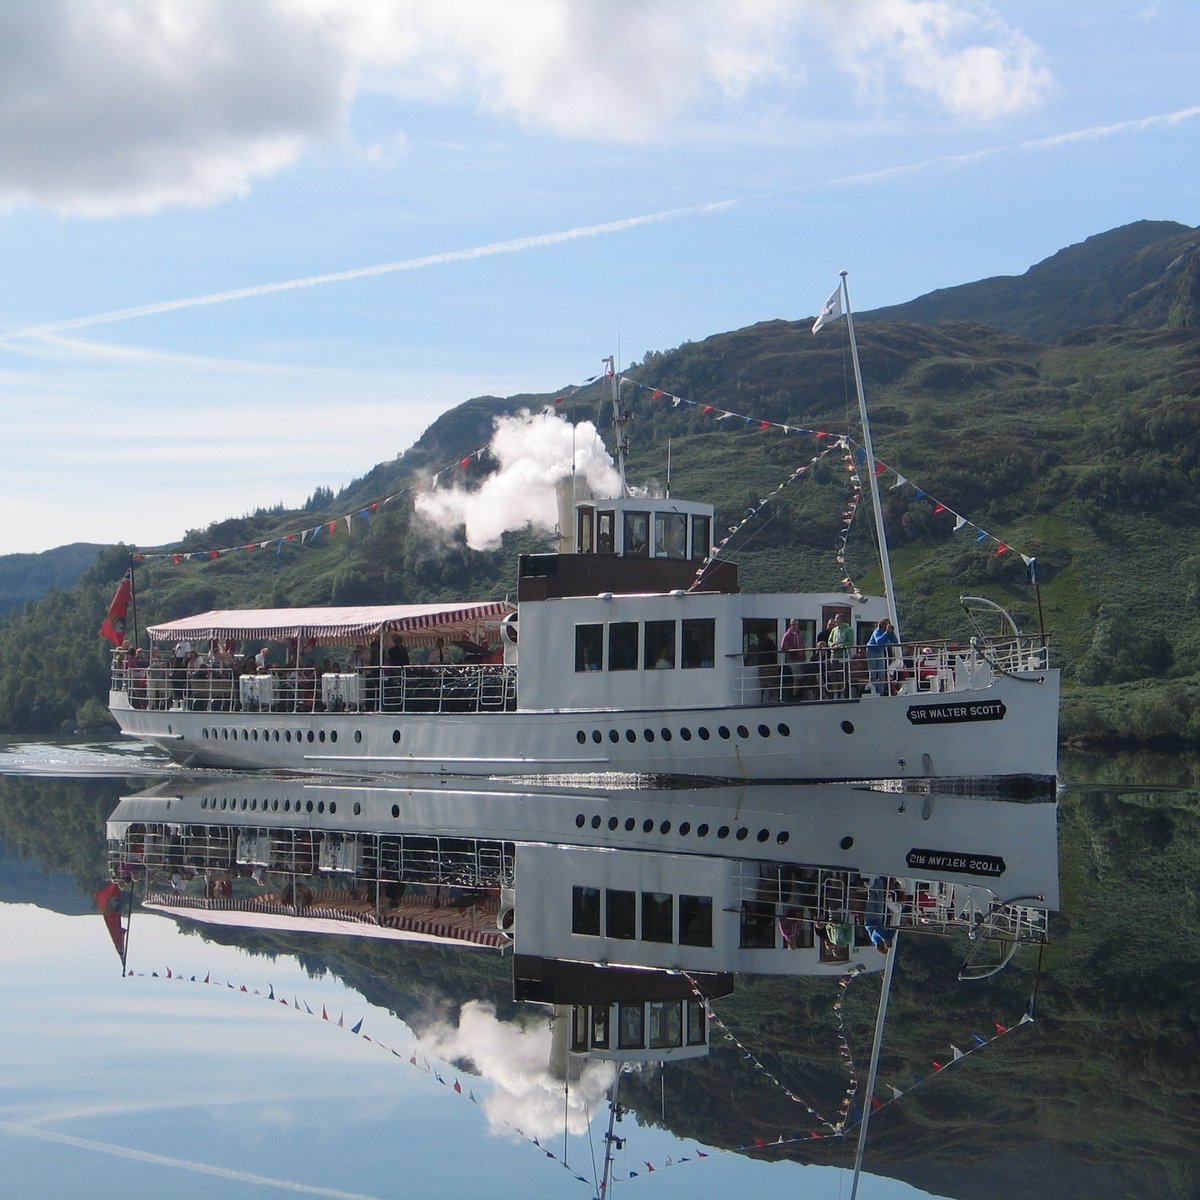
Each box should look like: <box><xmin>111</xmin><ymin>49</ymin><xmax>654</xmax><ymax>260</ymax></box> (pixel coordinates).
<box><xmin>0</xmin><ymin>742</ymin><xmax>1195</xmax><ymax>1200</ymax></box>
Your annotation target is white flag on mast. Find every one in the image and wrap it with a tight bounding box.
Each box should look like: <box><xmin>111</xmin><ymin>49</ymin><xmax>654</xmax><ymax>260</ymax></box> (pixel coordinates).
<box><xmin>812</xmin><ymin>286</ymin><xmax>843</xmax><ymax>334</ymax></box>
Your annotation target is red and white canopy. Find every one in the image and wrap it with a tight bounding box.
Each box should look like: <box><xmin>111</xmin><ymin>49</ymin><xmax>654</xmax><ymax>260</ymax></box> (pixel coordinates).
<box><xmin>147</xmin><ymin>601</ymin><xmax>514</xmax><ymax>646</ymax></box>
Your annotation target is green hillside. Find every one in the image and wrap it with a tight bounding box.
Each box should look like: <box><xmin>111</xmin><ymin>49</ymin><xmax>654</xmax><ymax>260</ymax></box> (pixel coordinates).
<box><xmin>2</xmin><ymin>220</ymin><xmax>1199</xmax><ymax>742</ymax></box>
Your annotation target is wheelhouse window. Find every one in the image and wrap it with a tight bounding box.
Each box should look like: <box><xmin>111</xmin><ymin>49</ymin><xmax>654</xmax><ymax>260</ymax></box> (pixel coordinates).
<box><xmin>606</xmin><ymin>889</ymin><xmax>636</xmax><ymax>940</ymax></box>
<box><xmin>690</xmin><ymin>514</ymin><xmax>712</xmax><ymax>560</ymax></box>
<box><xmin>572</xmin><ymin>886</ymin><xmax>601</xmax><ymax>935</ymax></box>
<box><xmin>654</xmin><ymin>512</ymin><xmax>687</xmax><ymax>559</ymax></box>
<box><xmin>571</xmin><ymin>1005</ymin><xmax>589</xmax><ymax>1052</ymax></box>
<box><xmin>618</xmin><ymin>1003</ymin><xmax>645</xmax><ymax>1049</ymax></box>
<box><xmin>608</xmin><ymin>622</ymin><xmax>638</xmax><ymax>671</ymax></box>
<box><xmin>641</xmin><ymin>891</ymin><xmax>673</xmax><ymax>943</ymax></box>
<box><xmin>623</xmin><ymin>511</ymin><xmax>650</xmax><ymax>556</ymax></box>
<box><xmin>686</xmin><ymin>999</ymin><xmax>707</xmax><ymax>1046</ymax></box>
<box><xmin>591</xmin><ymin>1006</ymin><xmax>610</xmax><ymax>1049</ymax></box>
<box><xmin>576</xmin><ymin>506</ymin><xmax>595</xmax><ymax>554</ymax></box>
<box><xmin>682</xmin><ymin>618</ymin><xmax>715</xmax><ymax>669</ymax></box>
<box><xmin>575</xmin><ymin>624</ymin><xmax>604</xmax><ymax>672</ymax></box>
<box><xmin>678</xmin><ymin>895</ymin><xmax>713</xmax><ymax>947</ymax></box>
<box><xmin>597</xmin><ymin>510</ymin><xmax>615</xmax><ymax>554</ymax></box>
<box><xmin>643</xmin><ymin>620</ymin><xmax>676</xmax><ymax>670</ymax></box>
<box><xmin>649</xmin><ymin>1001</ymin><xmax>683</xmax><ymax>1049</ymax></box>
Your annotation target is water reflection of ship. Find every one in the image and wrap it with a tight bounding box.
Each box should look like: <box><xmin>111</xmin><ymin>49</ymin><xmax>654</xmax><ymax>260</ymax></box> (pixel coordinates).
<box><xmin>107</xmin><ymin>776</ymin><xmax>1059</xmax><ymax>1065</ymax></box>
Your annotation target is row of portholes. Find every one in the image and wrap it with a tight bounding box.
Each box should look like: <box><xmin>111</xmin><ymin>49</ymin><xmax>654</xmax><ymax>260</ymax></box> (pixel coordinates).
<box><xmin>198</xmin><ymin>794</ymin><xmax>339</xmax><ymax>815</ymax></box>
<box><xmin>576</xmin><ymin>720</ymin><xmax>798</xmax><ymax>747</ymax></box>
<box><xmin>202</xmin><ymin>727</ymin><xmax>367</xmax><ymax>745</ymax></box>
<box><xmin>574</xmin><ymin>810</ymin><xmax>790</xmax><ymax>846</ymax></box>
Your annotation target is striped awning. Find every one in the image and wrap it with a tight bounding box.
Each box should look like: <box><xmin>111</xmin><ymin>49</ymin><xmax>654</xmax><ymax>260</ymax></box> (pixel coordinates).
<box><xmin>146</xmin><ymin>600</ymin><xmax>514</xmax><ymax>645</ymax></box>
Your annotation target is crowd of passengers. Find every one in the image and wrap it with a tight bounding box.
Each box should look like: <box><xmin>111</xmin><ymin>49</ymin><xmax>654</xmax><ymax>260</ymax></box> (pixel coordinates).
<box><xmin>747</xmin><ymin>614</ymin><xmax>953</xmax><ymax>701</ymax></box>
<box><xmin>115</xmin><ymin>632</ymin><xmax>505</xmax><ymax>710</ymax></box>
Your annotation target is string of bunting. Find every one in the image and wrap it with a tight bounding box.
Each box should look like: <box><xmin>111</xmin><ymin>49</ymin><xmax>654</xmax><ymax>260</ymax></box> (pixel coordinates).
<box><xmin>688</xmin><ymin>968</ymin><xmax>1035</xmax><ymax>1151</ymax></box>
<box><xmin>125</xmin><ymin>965</ymin><xmax>713</xmax><ymax>1187</ymax></box>
<box><xmin>622</xmin><ymin>375</ymin><xmax>1040</xmax><ymax>581</ymax></box>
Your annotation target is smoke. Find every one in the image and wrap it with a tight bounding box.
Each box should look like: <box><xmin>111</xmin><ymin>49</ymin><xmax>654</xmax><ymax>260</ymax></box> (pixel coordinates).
<box><xmin>415</xmin><ymin>408</ymin><xmax>623</xmax><ymax>550</ymax></box>
<box><xmin>421</xmin><ymin>1001</ymin><xmax>616</xmax><ymax>1141</ymax></box>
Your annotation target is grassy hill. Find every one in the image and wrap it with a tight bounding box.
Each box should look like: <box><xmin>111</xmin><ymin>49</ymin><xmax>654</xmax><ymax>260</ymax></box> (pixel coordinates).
<box><xmin>2</xmin><ymin>220</ymin><xmax>1199</xmax><ymax>741</ymax></box>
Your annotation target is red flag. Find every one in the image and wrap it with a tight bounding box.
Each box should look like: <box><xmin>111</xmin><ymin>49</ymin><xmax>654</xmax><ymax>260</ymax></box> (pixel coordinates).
<box><xmin>651</xmin><ymin>388</ymin><xmax>664</xmax><ymax>401</ymax></box>
<box><xmin>994</xmin><ymin>1021</ymin><xmax>1008</xmax><ymax>1034</ymax></box>
<box><xmin>99</xmin><ymin>571</ymin><xmax>132</xmax><ymax>644</ymax></box>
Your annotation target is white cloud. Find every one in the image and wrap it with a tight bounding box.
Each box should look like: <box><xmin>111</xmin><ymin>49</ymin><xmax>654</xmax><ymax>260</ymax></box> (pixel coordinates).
<box><xmin>820</xmin><ymin>0</ymin><xmax>1052</xmax><ymax>122</ymax></box>
<box><xmin>0</xmin><ymin>0</ymin><xmax>1052</xmax><ymax>217</ymax></box>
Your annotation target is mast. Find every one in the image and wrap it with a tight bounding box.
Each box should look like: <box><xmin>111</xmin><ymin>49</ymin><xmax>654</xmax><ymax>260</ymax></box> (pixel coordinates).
<box><xmin>604</xmin><ymin>355</ymin><xmax>630</xmax><ymax>497</ymax></box>
<box><xmin>849</xmin><ymin>936</ymin><xmax>898</xmax><ymax>1199</ymax></box>
<box><xmin>840</xmin><ymin>272</ymin><xmax>900</xmax><ymax>635</ymax></box>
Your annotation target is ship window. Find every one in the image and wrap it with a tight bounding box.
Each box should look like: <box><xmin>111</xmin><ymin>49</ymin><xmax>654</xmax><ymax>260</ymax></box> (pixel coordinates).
<box><xmin>575</xmin><ymin>624</ymin><xmax>604</xmax><ymax>672</ymax></box>
<box><xmin>572</xmin><ymin>885</ymin><xmax>601</xmax><ymax>935</ymax></box>
<box><xmin>606</xmin><ymin>889</ymin><xmax>636</xmax><ymax>940</ymax></box>
<box><xmin>597</xmin><ymin>510</ymin><xmax>616</xmax><ymax>554</ymax></box>
<box><xmin>740</xmin><ymin>900</ymin><xmax>776</xmax><ymax>948</ymax></box>
<box><xmin>686</xmin><ymin>999</ymin><xmax>707</xmax><ymax>1045</ymax></box>
<box><xmin>641</xmin><ymin>892</ymin><xmax>673</xmax><ymax>943</ymax></box>
<box><xmin>608</xmin><ymin>622</ymin><xmax>638</xmax><ymax>671</ymax></box>
<box><xmin>576</xmin><ymin>505</ymin><xmax>595</xmax><ymax>554</ymax></box>
<box><xmin>649</xmin><ymin>1000</ymin><xmax>683</xmax><ymax>1048</ymax></box>
<box><xmin>654</xmin><ymin>512</ymin><xmax>687</xmax><ymax>559</ymax></box>
<box><xmin>643</xmin><ymin>620</ymin><xmax>676</xmax><ymax>669</ymax></box>
<box><xmin>591</xmin><ymin>1006</ymin><xmax>610</xmax><ymax>1049</ymax></box>
<box><xmin>682</xmin><ymin>619</ymin><xmax>715</xmax><ymax>669</ymax></box>
<box><xmin>679</xmin><ymin>895</ymin><xmax>713</xmax><ymax>947</ymax></box>
<box><xmin>617</xmin><ymin>1003</ymin><xmax>645</xmax><ymax>1050</ymax></box>
<box><xmin>572</xmin><ymin>1006</ymin><xmax>589</xmax><ymax>1053</ymax></box>
<box><xmin>690</xmin><ymin>514</ymin><xmax>712</xmax><ymax>561</ymax></box>
<box><xmin>623</xmin><ymin>511</ymin><xmax>650</xmax><ymax>557</ymax></box>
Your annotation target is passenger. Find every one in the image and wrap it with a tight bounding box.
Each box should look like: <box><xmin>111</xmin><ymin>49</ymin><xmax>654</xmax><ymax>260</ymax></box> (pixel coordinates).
<box><xmin>255</xmin><ymin>644</ymin><xmax>271</xmax><ymax>673</ymax></box>
<box><xmin>779</xmin><ymin>618</ymin><xmax>806</xmax><ymax>701</ymax></box>
<box><xmin>386</xmin><ymin>635</ymin><xmax>410</xmax><ymax>667</ymax></box>
<box><xmin>429</xmin><ymin>635</ymin><xmax>450</xmax><ymax>665</ymax></box>
<box><xmin>865</xmin><ymin>618</ymin><xmax>899</xmax><ymax>696</ymax></box>
<box><xmin>825</xmin><ymin>614</ymin><xmax>854</xmax><ymax>696</ymax></box>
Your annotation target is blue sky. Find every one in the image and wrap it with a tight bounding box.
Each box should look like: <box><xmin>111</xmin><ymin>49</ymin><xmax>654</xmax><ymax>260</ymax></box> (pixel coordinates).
<box><xmin>0</xmin><ymin>1</ymin><xmax>1196</xmax><ymax>556</ymax></box>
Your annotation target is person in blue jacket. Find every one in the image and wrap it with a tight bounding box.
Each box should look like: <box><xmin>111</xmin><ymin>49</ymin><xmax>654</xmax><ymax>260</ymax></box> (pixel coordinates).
<box><xmin>865</xmin><ymin>617</ymin><xmax>899</xmax><ymax>696</ymax></box>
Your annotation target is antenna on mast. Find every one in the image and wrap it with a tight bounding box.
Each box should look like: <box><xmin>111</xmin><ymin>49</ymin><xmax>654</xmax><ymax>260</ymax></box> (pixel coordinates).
<box><xmin>604</xmin><ymin>355</ymin><xmax>630</xmax><ymax>497</ymax></box>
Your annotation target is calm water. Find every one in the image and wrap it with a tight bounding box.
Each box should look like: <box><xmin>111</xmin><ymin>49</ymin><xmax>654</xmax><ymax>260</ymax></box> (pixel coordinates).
<box><xmin>0</xmin><ymin>738</ymin><xmax>1196</xmax><ymax>1200</ymax></box>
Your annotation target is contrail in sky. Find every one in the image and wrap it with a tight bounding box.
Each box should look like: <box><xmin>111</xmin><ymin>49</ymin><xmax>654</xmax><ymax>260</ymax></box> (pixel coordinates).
<box><xmin>1</xmin><ymin>105</ymin><xmax>1194</xmax><ymax>346</ymax></box>
<box><xmin>0</xmin><ymin>201</ymin><xmax>735</xmax><ymax>344</ymax></box>
<box><xmin>0</xmin><ymin>1119</ymin><xmax>384</xmax><ymax>1198</ymax></box>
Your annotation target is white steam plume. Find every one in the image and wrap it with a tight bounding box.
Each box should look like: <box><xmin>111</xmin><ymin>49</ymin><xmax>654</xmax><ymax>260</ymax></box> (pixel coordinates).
<box><xmin>415</xmin><ymin>408</ymin><xmax>622</xmax><ymax>550</ymax></box>
<box><xmin>420</xmin><ymin>1001</ymin><xmax>616</xmax><ymax>1141</ymax></box>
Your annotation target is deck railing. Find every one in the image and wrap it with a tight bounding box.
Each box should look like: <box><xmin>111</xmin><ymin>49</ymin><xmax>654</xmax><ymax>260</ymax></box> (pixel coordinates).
<box><xmin>110</xmin><ymin>661</ymin><xmax>517</xmax><ymax>715</ymax></box>
<box><xmin>734</xmin><ymin>635</ymin><xmax>1049</xmax><ymax>706</ymax></box>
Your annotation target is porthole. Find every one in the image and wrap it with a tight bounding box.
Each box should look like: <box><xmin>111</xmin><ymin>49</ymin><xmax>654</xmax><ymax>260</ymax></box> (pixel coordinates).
<box><xmin>643</xmin><ymin>819</ymin><xmax>654</xmax><ymax>833</ymax></box>
<box><xmin>592</xmin><ymin>730</ymin><xmax>603</xmax><ymax>744</ymax></box>
<box><xmin>680</xmin><ymin>728</ymin><xmax>692</xmax><ymax>741</ymax></box>
<box><xmin>203</xmin><ymin>728</ymin><xmax>210</xmax><ymax>741</ymax></box>
<box><xmin>354</xmin><ymin>730</ymin><xmax>363</xmax><ymax>744</ymax></box>
<box><xmin>392</xmin><ymin>730</ymin><xmax>402</xmax><ymax>744</ymax></box>
<box><xmin>222</xmin><ymin>729</ymin><xmax>229</xmax><ymax>740</ymax></box>
<box><xmin>283</xmin><ymin>799</ymin><xmax>290</xmax><ymax>812</ymax></box>
<box><xmin>736</xmin><ymin>827</ymin><xmax>749</xmax><ymax>841</ymax></box>
<box><xmin>329</xmin><ymin>802</ymin><xmax>336</xmax><ymax>814</ymax></box>
<box><xmin>736</xmin><ymin>725</ymin><xmax>749</xmax><ymax>739</ymax></box>
<box><xmin>242</xmin><ymin>729</ymin><xmax>249</xmax><ymax>741</ymax></box>
<box><xmin>776</xmin><ymin>831</ymin><xmax>790</xmax><ymax>845</ymax></box>
<box><xmin>777</xmin><ymin>723</ymin><xmax>791</xmax><ymax>737</ymax></box>
<box><xmin>679</xmin><ymin>821</ymin><xmax>691</xmax><ymax>836</ymax></box>
<box><xmin>392</xmin><ymin>804</ymin><xmax>401</xmax><ymax>818</ymax></box>
<box><xmin>624</xmin><ymin>817</ymin><xmax>636</xmax><ymax>832</ymax></box>
<box><xmin>285</xmin><ymin>730</ymin><xmax>292</xmax><ymax>743</ymax></box>
<box><xmin>643</xmin><ymin>729</ymin><xmax>655</xmax><ymax>743</ymax></box>
<box><xmin>758</xmin><ymin>724</ymin><xmax>771</xmax><ymax>738</ymax></box>
<box><xmin>608</xmin><ymin>816</ymin><xmax>619</xmax><ymax>831</ymax></box>
<box><xmin>220</xmin><ymin>797</ymin><xmax>227</xmax><ymax>810</ymax></box>
<box><xmin>271</xmin><ymin>799</ymin><xmax>279</xmax><ymax>811</ymax></box>
<box><xmin>330</xmin><ymin>731</ymin><xmax>337</xmax><ymax>744</ymax></box>
<box><xmin>756</xmin><ymin>828</ymin><xmax>770</xmax><ymax>842</ymax></box>
<box><xmin>305</xmin><ymin>800</ymin><xmax>314</xmax><ymax>813</ymax></box>
<box><xmin>696</xmin><ymin>823</ymin><xmax>709</xmax><ymax>837</ymax></box>
<box><xmin>718</xmin><ymin>726</ymin><xmax>731</xmax><ymax>740</ymax></box>
<box><xmin>624</xmin><ymin>729</ymin><xmax>636</xmax><ymax>743</ymax></box>
<box><xmin>658</xmin><ymin>820</ymin><xmax>670</xmax><ymax>834</ymax></box>
<box><xmin>608</xmin><ymin>729</ymin><xmax>620</xmax><ymax>744</ymax></box>
<box><xmin>575</xmin><ymin>814</ymin><xmax>586</xmax><ymax>828</ymax></box>
<box><xmin>661</xmin><ymin>729</ymin><xmax>672</xmax><ymax>742</ymax></box>
<box><xmin>307</xmin><ymin>731</ymin><xmax>315</xmax><ymax>743</ymax></box>
<box><xmin>591</xmin><ymin>815</ymin><xmax>602</xmax><ymax>829</ymax></box>
<box><xmin>249</xmin><ymin>798</ymin><xmax>256</xmax><ymax>811</ymax></box>
<box><xmin>353</xmin><ymin>802</ymin><xmax>362</xmax><ymax>816</ymax></box>
<box><xmin>576</xmin><ymin>731</ymin><xmax>587</xmax><ymax>744</ymax></box>
<box><xmin>698</xmin><ymin>727</ymin><xmax>710</xmax><ymax>741</ymax></box>
<box><xmin>716</xmin><ymin>824</ymin><xmax>729</xmax><ymax>839</ymax></box>
<box><xmin>318</xmin><ymin>730</ymin><xmax>326</xmax><ymax>743</ymax></box>
<box><xmin>252</xmin><ymin>729</ymin><xmax>258</xmax><ymax>742</ymax></box>
<box><xmin>317</xmin><ymin>801</ymin><xmax>325</xmax><ymax>814</ymax></box>
<box><xmin>841</xmin><ymin>721</ymin><xmax>855</xmax><ymax>735</ymax></box>
<box><xmin>840</xmin><ymin>836</ymin><xmax>854</xmax><ymax>850</ymax></box>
